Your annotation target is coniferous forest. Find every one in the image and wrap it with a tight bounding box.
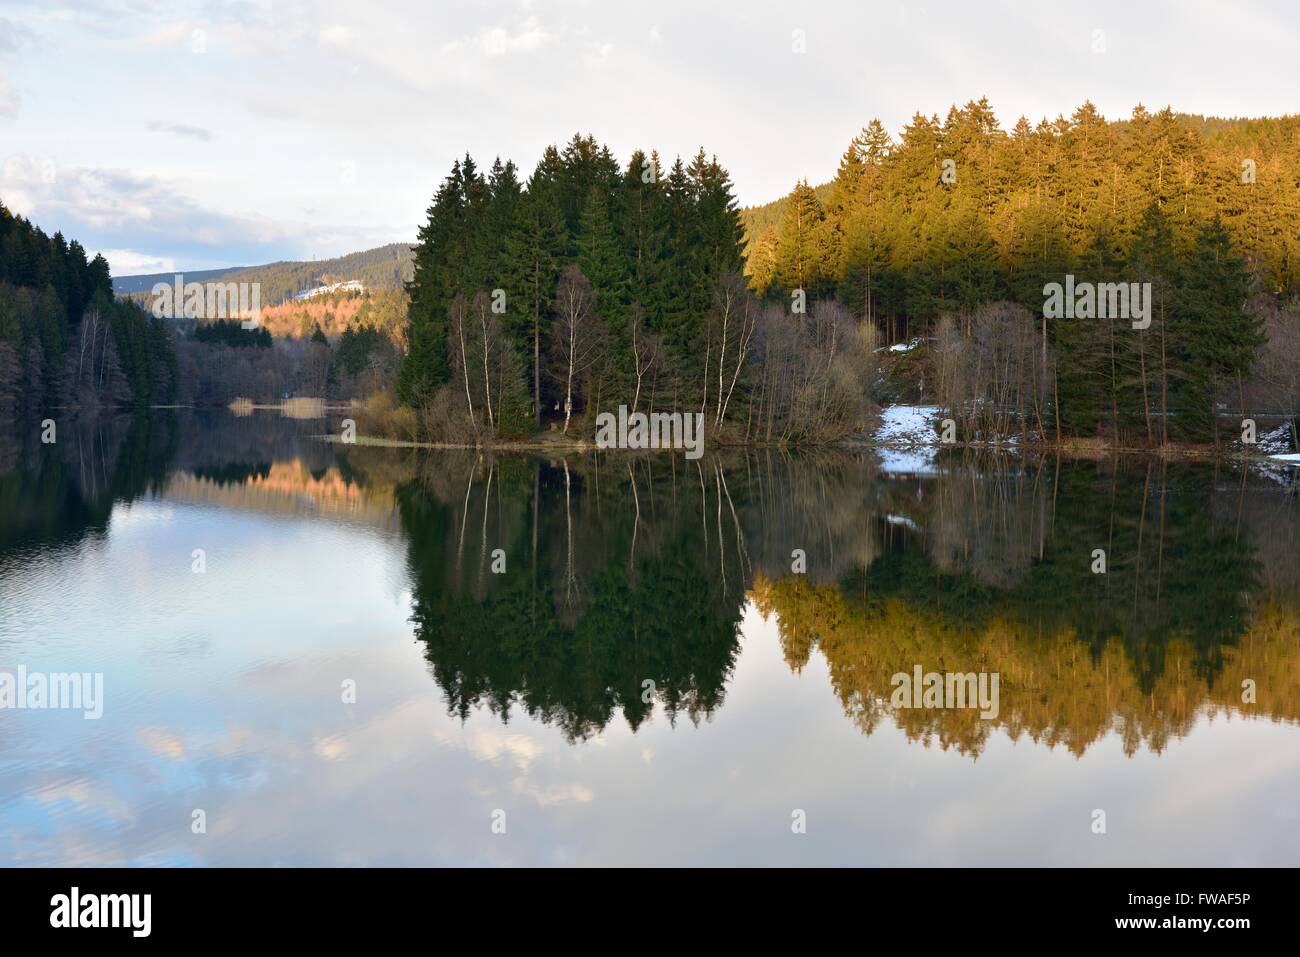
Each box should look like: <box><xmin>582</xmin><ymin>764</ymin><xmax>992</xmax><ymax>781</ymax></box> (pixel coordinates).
<box><xmin>746</xmin><ymin>100</ymin><xmax>1300</xmax><ymax>446</ymax></box>
<box><xmin>0</xmin><ymin>201</ymin><xmax>177</xmax><ymax>417</ymax></box>
<box><xmin>3</xmin><ymin>102</ymin><xmax>1297</xmax><ymax>452</ymax></box>
<box><xmin>395</xmin><ymin>134</ymin><xmax>879</xmax><ymax>445</ymax></box>
<box><xmin>392</xmin><ymin>105</ymin><xmax>1299</xmax><ymax>451</ymax></box>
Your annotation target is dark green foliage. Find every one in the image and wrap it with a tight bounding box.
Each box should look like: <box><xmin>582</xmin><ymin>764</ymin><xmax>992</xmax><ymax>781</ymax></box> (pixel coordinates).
<box><xmin>398</xmin><ymin>135</ymin><xmax>746</xmax><ymax>425</ymax></box>
<box><xmin>0</xmin><ymin>199</ymin><xmax>176</xmax><ymax>411</ymax></box>
<box><xmin>109</xmin><ymin>295</ymin><xmax>179</xmax><ymax>407</ymax></box>
<box><xmin>0</xmin><ymin>202</ymin><xmax>111</xmax><ymax>328</ymax></box>
<box><xmin>398</xmin><ymin>458</ymin><xmax>745</xmax><ymax>739</ymax></box>
<box><xmin>334</xmin><ymin>323</ymin><xmax>387</xmax><ymax>378</ymax></box>
<box><xmin>193</xmin><ymin>318</ymin><xmax>272</xmax><ymax>349</ymax></box>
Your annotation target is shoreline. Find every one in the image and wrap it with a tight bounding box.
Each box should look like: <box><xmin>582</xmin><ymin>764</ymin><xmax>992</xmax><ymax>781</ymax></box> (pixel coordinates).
<box><xmin>311</xmin><ymin>429</ymin><xmax>1297</xmax><ymax>466</ymax></box>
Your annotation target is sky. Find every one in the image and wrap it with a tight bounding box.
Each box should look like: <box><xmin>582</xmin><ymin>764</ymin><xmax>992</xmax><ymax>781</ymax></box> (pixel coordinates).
<box><xmin>0</xmin><ymin>0</ymin><xmax>1296</xmax><ymax>275</ymax></box>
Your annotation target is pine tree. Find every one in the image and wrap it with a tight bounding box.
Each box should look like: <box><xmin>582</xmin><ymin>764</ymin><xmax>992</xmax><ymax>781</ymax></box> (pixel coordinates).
<box><xmin>1129</xmin><ymin>201</ymin><xmax>1180</xmax><ymax>442</ymax></box>
<box><xmin>618</xmin><ymin>150</ymin><xmax>672</xmax><ymax>332</ymax></box>
<box><xmin>398</xmin><ymin>160</ymin><xmax>466</xmax><ymax>405</ymax></box>
<box><xmin>772</xmin><ymin>180</ymin><xmax>825</xmax><ymax>294</ymax></box>
<box><xmin>576</xmin><ymin>185</ymin><xmax>627</xmax><ymax>330</ymax></box>
<box><xmin>1176</xmin><ymin>215</ymin><xmax>1261</xmax><ymax>441</ymax></box>
<box><xmin>508</xmin><ymin>169</ymin><xmax>566</xmax><ymax>424</ymax></box>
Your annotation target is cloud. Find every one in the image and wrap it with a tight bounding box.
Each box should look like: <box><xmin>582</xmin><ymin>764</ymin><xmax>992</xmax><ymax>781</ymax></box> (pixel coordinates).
<box><xmin>313</xmin><ymin>734</ymin><xmax>350</xmax><ymax>760</ymax></box>
<box><xmin>0</xmin><ymin>73</ymin><xmax>17</xmax><ymax>117</ymax></box>
<box><xmin>467</xmin><ymin>729</ymin><xmax>543</xmax><ymax>770</ymax></box>
<box><xmin>0</xmin><ymin>154</ymin><xmax>308</xmax><ymax>268</ymax></box>
<box><xmin>0</xmin><ymin>17</ymin><xmax>33</xmax><ymax>54</ymax></box>
<box><xmin>318</xmin><ymin>24</ymin><xmax>353</xmax><ymax>48</ymax></box>
<box><xmin>583</xmin><ymin>41</ymin><xmax>613</xmax><ymax>68</ymax></box>
<box><xmin>510</xmin><ymin>776</ymin><xmax>594</xmax><ymax>807</ymax></box>
<box><xmin>442</xmin><ymin>15</ymin><xmax>552</xmax><ymax>57</ymax></box>
<box><xmin>0</xmin><ymin>17</ymin><xmax>28</xmax><ymax>118</ymax></box>
<box><xmin>96</xmin><ymin>248</ymin><xmax>177</xmax><ymax>276</ymax></box>
<box><xmin>136</xmin><ymin>727</ymin><xmax>186</xmax><ymax>760</ymax></box>
<box><xmin>146</xmin><ymin>120</ymin><xmax>214</xmax><ymax>141</ymax></box>
<box><xmin>138</xmin><ymin>20</ymin><xmax>193</xmax><ymax>48</ymax></box>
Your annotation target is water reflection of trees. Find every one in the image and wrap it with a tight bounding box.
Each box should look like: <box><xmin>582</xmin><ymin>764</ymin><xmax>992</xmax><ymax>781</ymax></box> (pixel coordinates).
<box><xmin>4</xmin><ymin>409</ymin><xmax>1295</xmax><ymax>758</ymax></box>
<box><xmin>399</xmin><ymin>447</ymin><xmax>1298</xmax><ymax>755</ymax></box>
<box><xmin>399</xmin><ymin>453</ymin><xmax>749</xmax><ymax>742</ymax></box>
<box><xmin>0</xmin><ymin>413</ymin><xmax>176</xmax><ymax>559</ymax></box>
<box><xmin>0</xmin><ymin>410</ymin><xmax>394</xmax><ymax>559</ymax></box>
<box><xmin>753</xmin><ymin>455</ymin><xmax>1298</xmax><ymax>757</ymax></box>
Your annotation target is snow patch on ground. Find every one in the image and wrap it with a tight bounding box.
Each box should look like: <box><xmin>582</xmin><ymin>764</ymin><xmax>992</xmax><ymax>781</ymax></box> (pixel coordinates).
<box><xmin>1270</xmin><ymin>453</ymin><xmax>1300</xmax><ymax>464</ymax></box>
<box><xmin>1253</xmin><ymin>423</ymin><xmax>1296</xmax><ymax>455</ymax></box>
<box><xmin>874</xmin><ymin>405</ymin><xmax>940</xmax><ymax>444</ymax></box>
<box><xmin>877</xmin><ymin>337</ymin><xmax>923</xmax><ymax>355</ymax></box>
<box><xmin>872</xmin><ymin>405</ymin><xmax>941</xmax><ymax>474</ymax></box>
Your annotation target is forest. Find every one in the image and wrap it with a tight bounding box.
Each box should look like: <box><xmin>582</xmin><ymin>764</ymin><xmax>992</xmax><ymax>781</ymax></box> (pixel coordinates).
<box><xmin>0</xmin><ymin>201</ymin><xmax>177</xmax><ymax>417</ymax></box>
<box><xmin>390</xmin><ymin>108</ymin><xmax>1300</xmax><ymax>449</ymax></box>
<box><xmin>0</xmin><ymin>209</ymin><xmax>406</xmax><ymax>412</ymax></box>
<box><xmin>395</xmin><ymin>134</ymin><xmax>877</xmax><ymax>445</ymax></box>
<box><xmin>746</xmin><ymin>101</ymin><xmax>1300</xmax><ymax>446</ymax></box>
<box><xmin>4</xmin><ymin>102</ymin><xmax>1298</xmax><ymax>452</ymax></box>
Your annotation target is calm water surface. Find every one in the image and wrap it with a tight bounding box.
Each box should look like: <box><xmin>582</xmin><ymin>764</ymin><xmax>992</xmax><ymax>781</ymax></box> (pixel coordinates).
<box><xmin>1</xmin><ymin>411</ymin><xmax>1298</xmax><ymax>865</ymax></box>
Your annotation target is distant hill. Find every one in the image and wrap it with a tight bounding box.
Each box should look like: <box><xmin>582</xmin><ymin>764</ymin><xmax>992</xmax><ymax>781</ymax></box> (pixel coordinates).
<box><xmin>113</xmin><ymin>266</ymin><xmax>233</xmax><ymax>295</ymax></box>
<box><xmin>113</xmin><ymin>243</ymin><xmax>414</xmax><ymax>303</ymax></box>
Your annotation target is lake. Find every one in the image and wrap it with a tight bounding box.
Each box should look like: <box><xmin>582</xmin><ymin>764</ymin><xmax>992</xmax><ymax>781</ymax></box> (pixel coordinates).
<box><xmin>1</xmin><ymin>411</ymin><xmax>1298</xmax><ymax>865</ymax></box>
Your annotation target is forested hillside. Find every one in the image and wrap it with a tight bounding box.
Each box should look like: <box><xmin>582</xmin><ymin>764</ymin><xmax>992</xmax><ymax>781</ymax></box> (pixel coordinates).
<box><xmin>745</xmin><ymin>101</ymin><xmax>1300</xmax><ymax>446</ymax></box>
<box><xmin>0</xmin><ymin>201</ymin><xmax>176</xmax><ymax>416</ymax></box>
<box><xmin>253</xmin><ymin>288</ymin><xmax>407</xmax><ymax>345</ymax></box>
<box><xmin>744</xmin><ymin>106</ymin><xmax>1300</xmax><ymax>300</ymax></box>
<box><xmin>113</xmin><ymin>243</ymin><xmax>413</xmax><ymax>302</ymax></box>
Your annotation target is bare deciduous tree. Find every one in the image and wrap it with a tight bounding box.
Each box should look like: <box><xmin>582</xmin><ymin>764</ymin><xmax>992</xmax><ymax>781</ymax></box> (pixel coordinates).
<box><xmin>708</xmin><ymin>272</ymin><xmax>759</xmax><ymax>428</ymax></box>
<box><xmin>749</xmin><ymin>298</ymin><xmax>879</xmax><ymax>444</ymax></box>
<box><xmin>550</xmin><ymin>266</ymin><xmax>608</xmax><ymax>433</ymax></box>
<box><xmin>627</xmin><ymin>304</ymin><xmax>662</xmax><ymax>415</ymax></box>
<box><xmin>934</xmin><ymin>302</ymin><xmax>1053</xmax><ymax>444</ymax></box>
<box><xmin>1251</xmin><ymin>295</ymin><xmax>1300</xmax><ymax>449</ymax></box>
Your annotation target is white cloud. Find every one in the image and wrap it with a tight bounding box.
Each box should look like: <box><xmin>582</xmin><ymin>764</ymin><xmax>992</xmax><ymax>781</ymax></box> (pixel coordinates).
<box><xmin>318</xmin><ymin>24</ymin><xmax>353</xmax><ymax>48</ymax></box>
<box><xmin>138</xmin><ymin>21</ymin><xmax>192</xmax><ymax>49</ymax></box>
<box><xmin>146</xmin><ymin>120</ymin><xmax>213</xmax><ymax>141</ymax></box>
<box><xmin>443</xmin><ymin>15</ymin><xmax>552</xmax><ymax>57</ymax></box>
<box><xmin>97</xmin><ymin>248</ymin><xmax>177</xmax><ymax>276</ymax></box>
<box><xmin>583</xmin><ymin>41</ymin><xmax>613</xmax><ymax>67</ymax></box>
<box><xmin>1</xmin><ymin>187</ymin><xmax>33</xmax><ymax>215</ymax></box>
<box><xmin>510</xmin><ymin>777</ymin><xmax>594</xmax><ymax>806</ymax></box>
<box><xmin>468</xmin><ymin>729</ymin><xmax>543</xmax><ymax>770</ymax></box>
<box><xmin>0</xmin><ymin>72</ymin><xmax>17</xmax><ymax>117</ymax></box>
<box><xmin>0</xmin><ymin>16</ymin><xmax>32</xmax><ymax>55</ymax></box>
